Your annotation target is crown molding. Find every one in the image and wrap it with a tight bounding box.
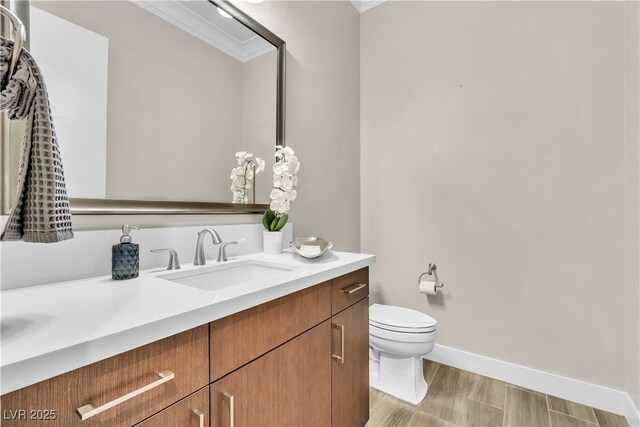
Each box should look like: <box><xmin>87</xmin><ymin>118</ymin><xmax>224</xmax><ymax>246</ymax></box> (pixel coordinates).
<box><xmin>132</xmin><ymin>0</ymin><xmax>274</xmax><ymax>63</ymax></box>
<box><xmin>349</xmin><ymin>0</ymin><xmax>386</xmax><ymax>14</ymax></box>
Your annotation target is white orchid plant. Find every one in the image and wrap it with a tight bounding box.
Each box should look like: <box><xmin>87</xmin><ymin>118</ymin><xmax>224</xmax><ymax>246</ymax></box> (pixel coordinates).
<box><xmin>230</xmin><ymin>151</ymin><xmax>265</xmax><ymax>204</ymax></box>
<box><xmin>263</xmin><ymin>145</ymin><xmax>299</xmax><ymax>232</ymax></box>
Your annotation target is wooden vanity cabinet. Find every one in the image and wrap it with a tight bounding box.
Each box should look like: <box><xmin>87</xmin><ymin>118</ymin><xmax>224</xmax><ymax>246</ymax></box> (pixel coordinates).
<box><xmin>0</xmin><ymin>268</ymin><xmax>370</xmax><ymax>427</ymax></box>
<box><xmin>208</xmin><ymin>268</ymin><xmax>370</xmax><ymax>427</ymax></box>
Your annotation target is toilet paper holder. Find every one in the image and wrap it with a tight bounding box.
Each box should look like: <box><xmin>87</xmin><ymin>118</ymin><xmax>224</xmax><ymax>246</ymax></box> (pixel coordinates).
<box><xmin>418</xmin><ymin>263</ymin><xmax>444</xmax><ymax>288</ymax></box>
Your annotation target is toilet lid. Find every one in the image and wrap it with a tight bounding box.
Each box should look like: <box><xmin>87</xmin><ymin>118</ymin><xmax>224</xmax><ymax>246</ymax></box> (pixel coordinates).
<box><xmin>369</xmin><ymin>303</ymin><xmax>437</xmax><ymax>331</ymax></box>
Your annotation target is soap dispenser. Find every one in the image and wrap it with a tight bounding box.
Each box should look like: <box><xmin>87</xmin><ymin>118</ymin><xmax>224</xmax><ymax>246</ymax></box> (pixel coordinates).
<box><xmin>112</xmin><ymin>225</ymin><xmax>140</xmax><ymax>280</ymax></box>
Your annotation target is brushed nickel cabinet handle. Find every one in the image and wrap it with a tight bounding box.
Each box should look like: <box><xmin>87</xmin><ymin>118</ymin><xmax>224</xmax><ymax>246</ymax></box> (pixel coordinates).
<box><xmin>341</xmin><ymin>283</ymin><xmax>367</xmax><ymax>294</ymax></box>
<box><xmin>332</xmin><ymin>323</ymin><xmax>345</xmax><ymax>364</ymax></box>
<box><xmin>221</xmin><ymin>392</ymin><xmax>235</xmax><ymax>427</ymax></box>
<box><xmin>76</xmin><ymin>370</ymin><xmax>175</xmax><ymax>420</ymax></box>
<box><xmin>193</xmin><ymin>409</ymin><xmax>204</xmax><ymax>427</ymax></box>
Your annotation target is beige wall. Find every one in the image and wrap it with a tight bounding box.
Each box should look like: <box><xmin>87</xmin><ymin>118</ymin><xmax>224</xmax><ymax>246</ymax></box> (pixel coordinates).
<box><xmin>361</xmin><ymin>0</ymin><xmax>638</xmax><ymax>397</ymax></box>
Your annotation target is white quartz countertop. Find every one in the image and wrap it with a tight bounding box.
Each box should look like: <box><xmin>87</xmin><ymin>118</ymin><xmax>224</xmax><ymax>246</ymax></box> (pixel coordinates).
<box><xmin>0</xmin><ymin>250</ymin><xmax>375</xmax><ymax>394</ymax></box>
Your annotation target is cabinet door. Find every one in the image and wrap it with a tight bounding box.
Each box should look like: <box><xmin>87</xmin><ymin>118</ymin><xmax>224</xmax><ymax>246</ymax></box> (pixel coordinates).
<box><xmin>331</xmin><ymin>298</ymin><xmax>369</xmax><ymax>427</ymax></box>
<box><xmin>210</xmin><ymin>320</ymin><xmax>332</xmax><ymax>427</ymax></box>
<box><xmin>135</xmin><ymin>387</ymin><xmax>209</xmax><ymax>427</ymax></box>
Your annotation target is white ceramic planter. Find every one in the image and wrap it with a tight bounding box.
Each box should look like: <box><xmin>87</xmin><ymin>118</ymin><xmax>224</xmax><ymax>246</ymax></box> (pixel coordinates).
<box><xmin>263</xmin><ymin>230</ymin><xmax>283</xmax><ymax>255</ymax></box>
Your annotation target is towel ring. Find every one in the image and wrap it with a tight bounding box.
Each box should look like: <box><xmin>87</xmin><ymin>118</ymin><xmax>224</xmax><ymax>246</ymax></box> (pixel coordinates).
<box><xmin>0</xmin><ymin>5</ymin><xmax>26</xmax><ymax>79</ymax></box>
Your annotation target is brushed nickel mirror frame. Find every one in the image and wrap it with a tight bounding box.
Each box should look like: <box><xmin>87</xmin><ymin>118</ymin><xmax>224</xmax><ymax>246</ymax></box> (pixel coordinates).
<box><xmin>0</xmin><ymin>0</ymin><xmax>285</xmax><ymax>215</ymax></box>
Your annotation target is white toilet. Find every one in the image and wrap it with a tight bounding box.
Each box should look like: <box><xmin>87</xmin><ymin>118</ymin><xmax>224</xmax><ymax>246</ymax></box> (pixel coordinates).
<box><xmin>369</xmin><ymin>303</ymin><xmax>437</xmax><ymax>405</ymax></box>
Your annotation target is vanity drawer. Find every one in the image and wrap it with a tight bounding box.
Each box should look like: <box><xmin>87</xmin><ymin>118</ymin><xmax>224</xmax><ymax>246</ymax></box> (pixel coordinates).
<box><xmin>0</xmin><ymin>325</ymin><xmax>209</xmax><ymax>427</ymax></box>
<box><xmin>210</xmin><ymin>281</ymin><xmax>331</xmax><ymax>381</ymax></box>
<box><xmin>135</xmin><ymin>386</ymin><xmax>209</xmax><ymax>427</ymax></box>
<box><xmin>331</xmin><ymin>268</ymin><xmax>369</xmax><ymax>314</ymax></box>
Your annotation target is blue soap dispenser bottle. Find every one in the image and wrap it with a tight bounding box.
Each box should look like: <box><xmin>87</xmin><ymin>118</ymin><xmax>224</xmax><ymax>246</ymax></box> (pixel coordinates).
<box><xmin>112</xmin><ymin>225</ymin><xmax>140</xmax><ymax>280</ymax></box>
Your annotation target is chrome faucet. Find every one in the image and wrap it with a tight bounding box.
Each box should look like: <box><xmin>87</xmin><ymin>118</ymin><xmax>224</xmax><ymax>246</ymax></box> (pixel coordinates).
<box><xmin>194</xmin><ymin>228</ymin><xmax>222</xmax><ymax>265</ymax></box>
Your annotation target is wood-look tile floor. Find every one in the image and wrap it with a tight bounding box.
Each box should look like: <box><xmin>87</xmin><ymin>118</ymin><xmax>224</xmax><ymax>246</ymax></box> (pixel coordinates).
<box><xmin>367</xmin><ymin>361</ymin><xmax>630</xmax><ymax>427</ymax></box>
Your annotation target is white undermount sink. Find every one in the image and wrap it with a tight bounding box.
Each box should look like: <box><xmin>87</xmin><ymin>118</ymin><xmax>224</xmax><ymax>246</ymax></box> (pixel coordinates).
<box><xmin>159</xmin><ymin>260</ymin><xmax>300</xmax><ymax>291</ymax></box>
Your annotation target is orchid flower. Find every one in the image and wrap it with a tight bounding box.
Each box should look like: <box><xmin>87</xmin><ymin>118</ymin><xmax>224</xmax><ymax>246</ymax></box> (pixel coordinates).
<box><xmin>231</xmin><ymin>151</ymin><xmax>265</xmax><ymax>204</ymax></box>
<box><xmin>263</xmin><ymin>145</ymin><xmax>300</xmax><ymax>232</ymax></box>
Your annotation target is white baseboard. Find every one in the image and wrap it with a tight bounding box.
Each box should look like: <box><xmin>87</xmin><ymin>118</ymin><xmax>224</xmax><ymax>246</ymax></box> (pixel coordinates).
<box><xmin>424</xmin><ymin>344</ymin><xmax>640</xmax><ymax>427</ymax></box>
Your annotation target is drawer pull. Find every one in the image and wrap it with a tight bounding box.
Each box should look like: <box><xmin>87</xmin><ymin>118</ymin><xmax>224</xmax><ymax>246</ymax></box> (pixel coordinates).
<box><xmin>341</xmin><ymin>283</ymin><xmax>367</xmax><ymax>294</ymax></box>
<box><xmin>193</xmin><ymin>409</ymin><xmax>204</xmax><ymax>427</ymax></box>
<box><xmin>332</xmin><ymin>323</ymin><xmax>345</xmax><ymax>364</ymax></box>
<box><xmin>76</xmin><ymin>370</ymin><xmax>175</xmax><ymax>420</ymax></box>
<box><xmin>221</xmin><ymin>392</ymin><xmax>235</xmax><ymax>427</ymax></box>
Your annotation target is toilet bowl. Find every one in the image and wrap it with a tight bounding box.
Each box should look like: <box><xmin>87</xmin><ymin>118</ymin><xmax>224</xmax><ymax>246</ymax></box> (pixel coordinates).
<box><xmin>369</xmin><ymin>303</ymin><xmax>437</xmax><ymax>406</ymax></box>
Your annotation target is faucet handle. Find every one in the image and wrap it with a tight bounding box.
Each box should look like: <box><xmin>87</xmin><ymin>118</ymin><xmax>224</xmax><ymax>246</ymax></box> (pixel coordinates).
<box><xmin>217</xmin><ymin>241</ymin><xmax>239</xmax><ymax>262</ymax></box>
<box><xmin>151</xmin><ymin>248</ymin><xmax>181</xmax><ymax>270</ymax></box>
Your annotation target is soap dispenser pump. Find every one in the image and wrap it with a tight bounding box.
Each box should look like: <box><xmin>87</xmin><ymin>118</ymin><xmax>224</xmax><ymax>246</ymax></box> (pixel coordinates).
<box><xmin>112</xmin><ymin>225</ymin><xmax>140</xmax><ymax>280</ymax></box>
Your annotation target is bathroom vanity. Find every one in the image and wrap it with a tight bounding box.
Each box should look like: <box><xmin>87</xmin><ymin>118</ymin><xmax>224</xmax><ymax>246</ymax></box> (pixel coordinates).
<box><xmin>0</xmin><ymin>252</ymin><xmax>374</xmax><ymax>427</ymax></box>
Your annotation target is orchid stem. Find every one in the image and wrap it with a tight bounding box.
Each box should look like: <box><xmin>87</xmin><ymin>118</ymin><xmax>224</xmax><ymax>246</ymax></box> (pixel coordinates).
<box><xmin>252</xmin><ymin>165</ymin><xmax>256</xmax><ymax>204</ymax></box>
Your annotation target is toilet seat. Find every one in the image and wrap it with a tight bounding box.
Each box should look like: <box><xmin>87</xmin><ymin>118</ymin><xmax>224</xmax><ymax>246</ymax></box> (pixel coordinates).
<box><xmin>369</xmin><ymin>304</ymin><xmax>437</xmax><ymax>334</ymax></box>
<box><xmin>370</xmin><ymin>323</ymin><xmax>436</xmax><ymax>343</ymax></box>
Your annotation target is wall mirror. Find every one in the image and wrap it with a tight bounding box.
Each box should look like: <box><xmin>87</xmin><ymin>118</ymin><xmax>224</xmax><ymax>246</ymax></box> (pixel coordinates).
<box><xmin>1</xmin><ymin>0</ymin><xmax>285</xmax><ymax>215</ymax></box>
